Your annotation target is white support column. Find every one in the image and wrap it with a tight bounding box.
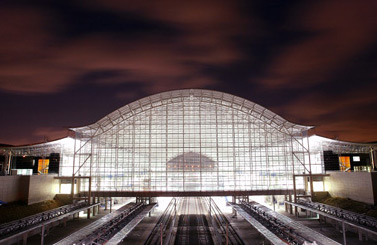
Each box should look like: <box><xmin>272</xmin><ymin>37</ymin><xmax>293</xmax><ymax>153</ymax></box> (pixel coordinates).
<box><xmin>131</xmin><ymin>120</ymin><xmax>135</xmax><ymax>192</ymax></box>
<box><xmin>248</xmin><ymin>117</ymin><xmax>253</xmax><ymax>191</ymax></box>
<box><xmin>199</xmin><ymin>101</ymin><xmax>202</xmax><ymax>191</ymax></box>
<box><xmin>5</xmin><ymin>151</ymin><xmax>12</xmax><ymax>175</ymax></box>
<box><xmin>264</xmin><ymin>123</ymin><xmax>270</xmax><ymax>188</ymax></box>
<box><xmin>115</xmin><ymin>124</ymin><xmax>119</xmax><ymax>191</ymax></box>
<box><xmin>231</xmin><ymin>110</ymin><xmax>236</xmax><ymax>190</ymax></box>
<box><xmin>215</xmin><ymin>104</ymin><xmax>219</xmax><ymax>190</ymax></box>
<box><xmin>149</xmin><ymin>109</ymin><xmax>152</xmax><ymax>191</ymax></box>
<box><xmin>182</xmin><ymin>101</ymin><xmax>185</xmax><ymax>191</ymax></box>
<box><xmin>306</xmin><ymin>132</ymin><xmax>314</xmax><ymax>200</ymax></box>
<box><xmin>342</xmin><ymin>221</ymin><xmax>347</xmax><ymax>245</ymax></box>
<box><xmin>41</xmin><ymin>225</ymin><xmax>45</xmax><ymax>245</ymax></box>
<box><xmin>370</xmin><ymin>147</ymin><xmax>375</xmax><ymax>171</ymax></box>
<box><xmin>165</xmin><ymin>105</ymin><xmax>169</xmax><ymax>191</ymax></box>
<box><xmin>71</xmin><ymin>135</ymin><xmax>77</xmax><ymax>202</ymax></box>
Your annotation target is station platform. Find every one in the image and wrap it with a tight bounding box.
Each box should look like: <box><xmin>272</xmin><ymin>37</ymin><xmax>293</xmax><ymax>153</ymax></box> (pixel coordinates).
<box><xmin>25</xmin><ymin>197</ymin><xmax>134</xmax><ymax>245</ymax></box>
<box><xmin>283</xmin><ymin>209</ymin><xmax>377</xmax><ymax>245</ymax></box>
<box><xmin>231</xmin><ymin>201</ymin><xmax>340</xmax><ymax>245</ymax></box>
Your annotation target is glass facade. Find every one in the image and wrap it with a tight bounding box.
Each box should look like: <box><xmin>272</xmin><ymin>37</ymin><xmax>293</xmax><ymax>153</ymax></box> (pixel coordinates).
<box><xmin>68</xmin><ymin>90</ymin><xmax>313</xmax><ymax>192</ymax></box>
<box><xmin>2</xmin><ymin>90</ymin><xmax>376</xmax><ymax>194</ymax></box>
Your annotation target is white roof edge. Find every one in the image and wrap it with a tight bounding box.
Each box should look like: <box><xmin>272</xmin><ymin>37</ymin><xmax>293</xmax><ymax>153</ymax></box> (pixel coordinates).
<box><xmin>2</xmin><ymin>136</ymin><xmax>75</xmax><ymax>149</ymax></box>
<box><xmin>70</xmin><ymin>89</ymin><xmax>312</xmax><ymax>133</ymax></box>
<box><xmin>310</xmin><ymin>134</ymin><xmax>377</xmax><ymax>147</ymax></box>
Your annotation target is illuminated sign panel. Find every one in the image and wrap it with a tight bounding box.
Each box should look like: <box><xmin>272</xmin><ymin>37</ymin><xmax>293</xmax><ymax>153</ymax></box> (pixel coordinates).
<box><xmin>38</xmin><ymin>159</ymin><xmax>49</xmax><ymax>174</ymax></box>
<box><xmin>353</xmin><ymin>156</ymin><xmax>360</xmax><ymax>162</ymax></box>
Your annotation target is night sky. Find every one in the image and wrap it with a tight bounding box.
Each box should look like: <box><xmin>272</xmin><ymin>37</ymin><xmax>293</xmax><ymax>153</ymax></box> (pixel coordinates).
<box><xmin>0</xmin><ymin>1</ymin><xmax>376</xmax><ymax>145</ymax></box>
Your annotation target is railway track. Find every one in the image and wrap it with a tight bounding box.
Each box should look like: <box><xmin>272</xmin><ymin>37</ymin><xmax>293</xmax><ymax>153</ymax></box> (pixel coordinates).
<box><xmin>174</xmin><ymin>197</ymin><xmax>214</xmax><ymax>245</ymax></box>
<box><xmin>202</xmin><ymin>197</ymin><xmax>244</xmax><ymax>245</ymax></box>
<box><xmin>145</xmin><ymin>197</ymin><xmax>245</xmax><ymax>245</ymax></box>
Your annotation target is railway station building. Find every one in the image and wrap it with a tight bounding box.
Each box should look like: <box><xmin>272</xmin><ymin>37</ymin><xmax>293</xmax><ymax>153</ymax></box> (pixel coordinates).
<box><xmin>1</xmin><ymin>89</ymin><xmax>377</xmax><ymax>205</ymax></box>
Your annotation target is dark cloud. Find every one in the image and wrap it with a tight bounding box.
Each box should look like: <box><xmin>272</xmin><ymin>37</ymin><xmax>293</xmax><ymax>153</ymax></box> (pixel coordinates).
<box><xmin>0</xmin><ymin>0</ymin><xmax>376</xmax><ymax>144</ymax></box>
<box><xmin>270</xmin><ymin>84</ymin><xmax>377</xmax><ymax>142</ymax></box>
<box><xmin>0</xmin><ymin>6</ymin><xmax>71</xmax><ymax>93</ymax></box>
<box><xmin>258</xmin><ymin>1</ymin><xmax>377</xmax><ymax>89</ymax></box>
<box><xmin>0</xmin><ymin>0</ymin><xmax>246</xmax><ymax>95</ymax></box>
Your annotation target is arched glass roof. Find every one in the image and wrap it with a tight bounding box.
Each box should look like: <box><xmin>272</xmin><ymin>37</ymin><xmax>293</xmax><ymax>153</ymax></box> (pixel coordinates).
<box><xmin>71</xmin><ymin>89</ymin><xmax>311</xmax><ymax>136</ymax></box>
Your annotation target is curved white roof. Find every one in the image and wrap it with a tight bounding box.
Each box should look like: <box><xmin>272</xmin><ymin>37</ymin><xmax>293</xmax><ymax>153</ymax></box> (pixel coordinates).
<box><xmin>71</xmin><ymin>89</ymin><xmax>312</xmax><ymax>136</ymax></box>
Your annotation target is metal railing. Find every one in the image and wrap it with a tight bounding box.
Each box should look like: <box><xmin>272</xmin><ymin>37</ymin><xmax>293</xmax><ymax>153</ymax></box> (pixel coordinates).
<box><xmin>70</xmin><ymin>202</ymin><xmax>145</xmax><ymax>245</ymax></box>
<box><xmin>144</xmin><ymin>198</ymin><xmax>177</xmax><ymax>245</ymax></box>
<box><xmin>202</xmin><ymin>197</ymin><xmax>244</xmax><ymax>245</ymax></box>
<box><xmin>296</xmin><ymin>200</ymin><xmax>377</xmax><ymax>230</ymax></box>
<box><xmin>239</xmin><ymin>201</ymin><xmax>308</xmax><ymax>245</ymax></box>
<box><xmin>0</xmin><ymin>201</ymin><xmax>87</xmax><ymax>238</ymax></box>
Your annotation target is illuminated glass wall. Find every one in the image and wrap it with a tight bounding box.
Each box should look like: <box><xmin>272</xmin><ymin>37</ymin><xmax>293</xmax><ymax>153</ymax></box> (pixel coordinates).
<box><xmin>67</xmin><ymin>90</ymin><xmax>313</xmax><ymax>192</ymax></box>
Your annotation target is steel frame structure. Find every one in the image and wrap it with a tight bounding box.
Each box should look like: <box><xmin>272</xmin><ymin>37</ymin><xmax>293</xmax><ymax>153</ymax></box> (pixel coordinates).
<box><xmin>1</xmin><ymin>89</ymin><xmax>376</xmax><ymax>196</ymax></box>
<box><xmin>68</xmin><ymin>89</ymin><xmax>314</xmax><ymax>194</ymax></box>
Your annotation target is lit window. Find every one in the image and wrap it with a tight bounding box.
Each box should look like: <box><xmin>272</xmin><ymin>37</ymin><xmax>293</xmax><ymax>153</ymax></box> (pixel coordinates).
<box><xmin>353</xmin><ymin>156</ymin><xmax>360</xmax><ymax>162</ymax></box>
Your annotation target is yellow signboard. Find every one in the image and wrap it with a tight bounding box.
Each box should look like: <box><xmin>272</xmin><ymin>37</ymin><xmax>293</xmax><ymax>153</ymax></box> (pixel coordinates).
<box><xmin>38</xmin><ymin>159</ymin><xmax>49</xmax><ymax>174</ymax></box>
<box><xmin>339</xmin><ymin>156</ymin><xmax>350</xmax><ymax>172</ymax></box>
